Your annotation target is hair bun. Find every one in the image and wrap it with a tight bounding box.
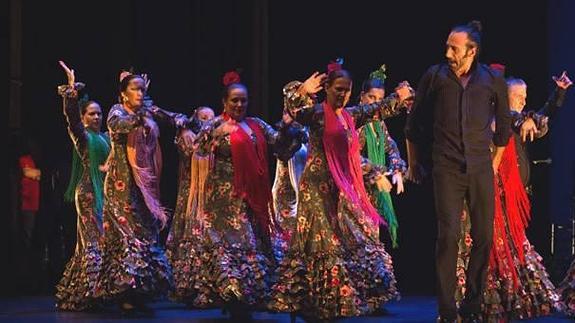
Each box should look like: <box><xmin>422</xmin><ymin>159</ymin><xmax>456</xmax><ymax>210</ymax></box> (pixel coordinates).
<box><xmin>467</xmin><ymin>20</ymin><xmax>482</xmax><ymax>32</ymax></box>
<box><xmin>223</xmin><ymin>70</ymin><xmax>241</xmax><ymax>86</ymax></box>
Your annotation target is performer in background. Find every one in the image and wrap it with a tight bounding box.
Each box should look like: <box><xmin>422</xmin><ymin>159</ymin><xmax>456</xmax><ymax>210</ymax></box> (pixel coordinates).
<box><xmin>358</xmin><ymin>64</ymin><xmax>407</xmax><ymax>248</ymax></box>
<box><xmin>166</xmin><ymin>106</ymin><xmax>214</xmax><ymax>305</ymax></box>
<box><xmin>456</xmin><ymin>68</ymin><xmax>572</xmax><ymax>322</ymax></box>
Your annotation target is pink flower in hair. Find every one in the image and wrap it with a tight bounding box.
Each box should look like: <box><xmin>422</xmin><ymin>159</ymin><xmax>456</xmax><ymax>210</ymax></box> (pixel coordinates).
<box><xmin>223</xmin><ymin>70</ymin><xmax>241</xmax><ymax>86</ymax></box>
<box><xmin>327</xmin><ymin>58</ymin><xmax>344</xmax><ymax>73</ymax></box>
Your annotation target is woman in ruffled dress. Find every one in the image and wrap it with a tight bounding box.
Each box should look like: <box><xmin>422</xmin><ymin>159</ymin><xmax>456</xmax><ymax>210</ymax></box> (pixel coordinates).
<box><xmin>456</xmin><ymin>68</ymin><xmax>572</xmax><ymax>322</ymax></box>
<box><xmin>268</xmin><ymin>60</ymin><xmax>413</xmax><ymax>321</ymax></box>
<box><xmin>272</xmin><ymin>81</ymin><xmax>312</xmax><ymax>262</ymax></box>
<box><xmin>55</xmin><ymin>61</ymin><xmax>110</xmax><ymax>311</ymax></box>
<box><xmin>357</xmin><ymin>65</ymin><xmax>407</xmax><ymax>248</ymax></box>
<box><xmin>186</xmin><ymin>71</ymin><xmax>301</xmax><ymax>318</ymax></box>
<box><xmin>166</xmin><ymin>106</ymin><xmax>214</xmax><ymax>304</ymax></box>
<box><xmin>96</xmin><ymin>71</ymin><xmax>187</xmax><ymax>313</ymax></box>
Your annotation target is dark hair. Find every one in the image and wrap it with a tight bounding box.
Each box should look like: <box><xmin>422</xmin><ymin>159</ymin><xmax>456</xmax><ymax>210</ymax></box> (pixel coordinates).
<box><xmin>221</xmin><ymin>83</ymin><xmax>248</xmax><ymax>100</ymax></box>
<box><xmin>361</xmin><ymin>78</ymin><xmax>385</xmax><ymax>93</ymax></box>
<box><xmin>80</xmin><ymin>100</ymin><xmax>99</xmax><ymax>115</ymax></box>
<box><xmin>118</xmin><ymin>74</ymin><xmax>145</xmax><ymax>103</ymax></box>
<box><xmin>451</xmin><ymin>20</ymin><xmax>483</xmax><ymax>52</ymax></box>
<box><xmin>119</xmin><ymin>74</ymin><xmax>144</xmax><ymax>93</ymax></box>
<box><xmin>326</xmin><ymin>69</ymin><xmax>352</xmax><ymax>87</ymax></box>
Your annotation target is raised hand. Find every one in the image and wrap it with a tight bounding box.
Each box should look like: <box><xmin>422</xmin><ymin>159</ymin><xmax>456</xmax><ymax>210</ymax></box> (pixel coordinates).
<box><xmin>58</xmin><ymin>60</ymin><xmax>75</xmax><ymax>87</ymax></box>
<box><xmin>300</xmin><ymin>72</ymin><xmax>327</xmax><ymax>95</ymax></box>
<box><xmin>552</xmin><ymin>71</ymin><xmax>573</xmax><ymax>90</ymax></box>
<box><xmin>395</xmin><ymin>81</ymin><xmax>414</xmax><ymax>103</ymax></box>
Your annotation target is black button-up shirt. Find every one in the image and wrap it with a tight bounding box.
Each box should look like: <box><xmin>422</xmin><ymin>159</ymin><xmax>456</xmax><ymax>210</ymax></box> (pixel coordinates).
<box><xmin>405</xmin><ymin>62</ymin><xmax>511</xmax><ymax>173</ymax></box>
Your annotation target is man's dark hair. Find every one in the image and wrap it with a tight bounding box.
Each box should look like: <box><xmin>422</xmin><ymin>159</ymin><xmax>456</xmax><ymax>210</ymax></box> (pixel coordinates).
<box><xmin>451</xmin><ymin>20</ymin><xmax>483</xmax><ymax>53</ymax></box>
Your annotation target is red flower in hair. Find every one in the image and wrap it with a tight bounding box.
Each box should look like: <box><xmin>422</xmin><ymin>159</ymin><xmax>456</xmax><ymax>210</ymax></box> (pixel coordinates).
<box><xmin>489</xmin><ymin>63</ymin><xmax>506</xmax><ymax>75</ymax></box>
<box><xmin>327</xmin><ymin>58</ymin><xmax>344</xmax><ymax>73</ymax></box>
<box><xmin>223</xmin><ymin>71</ymin><xmax>241</xmax><ymax>86</ymax></box>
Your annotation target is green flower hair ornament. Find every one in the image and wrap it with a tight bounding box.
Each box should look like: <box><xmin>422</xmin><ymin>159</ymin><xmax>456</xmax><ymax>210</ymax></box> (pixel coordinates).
<box><xmin>369</xmin><ymin>64</ymin><xmax>387</xmax><ymax>83</ymax></box>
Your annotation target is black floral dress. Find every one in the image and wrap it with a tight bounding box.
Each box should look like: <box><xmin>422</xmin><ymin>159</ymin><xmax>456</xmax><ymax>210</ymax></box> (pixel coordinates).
<box><xmin>185</xmin><ymin>116</ymin><xmax>299</xmax><ymax>308</ymax></box>
<box><xmin>96</xmin><ymin>104</ymin><xmax>173</xmax><ymax>302</ymax></box>
<box><xmin>55</xmin><ymin>84</ymin><xmax>109</xmax><ymax>310</ymax></box>
<box><xmin>166</xmin><ymin>129</ymin><xmax>212</xmax><ymax>303</ymax></box>
<box><xmin>269</xmin><ymin>92</ymin><xmax>407</xmax><ymax>320</ymax></box>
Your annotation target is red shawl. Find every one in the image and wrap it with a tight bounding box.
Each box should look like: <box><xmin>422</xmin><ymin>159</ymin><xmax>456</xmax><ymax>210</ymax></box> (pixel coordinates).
<box><xmin>490</xmin><ymin>138</ymin><xmax>531</xmax><ymax>287</ymax></box>
<box><xmin>228</xmin><ymin>115</ymin><xmax>274</xmax><ymax>237</ymax></box>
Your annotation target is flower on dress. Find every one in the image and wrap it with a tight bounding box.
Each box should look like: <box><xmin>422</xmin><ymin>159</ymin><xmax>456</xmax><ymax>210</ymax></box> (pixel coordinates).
<box><xmin>319</xmin><ymin>182</ymin><xmax>329</xmax><ymax>193</ymax></box>
<box><xmin>331</xmin><ymin>277</ymin><xmax>340</xmax><ymax>287</ymax></box>
<box><xmin>340</xmin><ymin>284</ymin><xmax>352</xmax><ymax>297</ymax></box>
<box><xmin>118</xmin><ymin>216</ymin><xmax>128</xmax><ymax>225</ymax></box>
<box><xmin>331</xmin><ymin>234</ymin><xmax>340</xmax><ymax>246</ymax></box>
<box><xmin>331</xmin><ymin>265</ymin><xmax>339</xmax><ymax>276</ymax></box>
<box><xmin>281</xmin><ymin>209</ymin><xmax>291</xmax><ymax>218</ymax></box>
<box><xmin>114</xmin><ymin>180</ymin><xmax>126</xmax><ymax>191</ymax></box>
<box><xmin>464</xmin><ymin>233</ymin><xmax>473</xmax><ymax>247</ymax></box>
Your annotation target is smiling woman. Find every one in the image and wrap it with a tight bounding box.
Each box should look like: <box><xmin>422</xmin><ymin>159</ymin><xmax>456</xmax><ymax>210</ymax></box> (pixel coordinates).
<box><xmin>182</xmin><ymin>70</ymin><xmax>303</xmax><ymax>318</ymax></box>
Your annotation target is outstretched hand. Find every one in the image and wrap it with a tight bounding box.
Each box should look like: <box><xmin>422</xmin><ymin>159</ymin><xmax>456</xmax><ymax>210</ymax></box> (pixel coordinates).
<box><xmin>58</xmin><ymin>60</ymin><xmax>75</xmax><ymax>87</ymax></box>
<box><xmin>552</xmin><ymin>71</ymin><xmax>573</xmax><ymax>90</ymax></box>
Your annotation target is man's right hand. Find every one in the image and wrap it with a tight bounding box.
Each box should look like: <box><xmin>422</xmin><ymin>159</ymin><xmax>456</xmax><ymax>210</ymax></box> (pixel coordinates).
<box><xmin>405</xmin><ymin>163</ymin><xmax>426</xmax><ymax>184</ymax></box>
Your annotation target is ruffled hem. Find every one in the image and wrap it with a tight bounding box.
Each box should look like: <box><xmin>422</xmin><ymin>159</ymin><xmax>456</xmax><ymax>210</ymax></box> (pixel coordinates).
<box><xmin>268</xmin><ymin>243</ymin><xmax>398</xmax><ymax>320</ymax></box>
<box><xmin>557</xmin><ymin>258</ymin><xmax>575</xmax><ymax>317</ymax></box>
<box><xmin>271</xmin><ymin>232</ymin><xmax>290</xmax><ymax>264</ymax></box>
<box><xmin>166</xmin><ymin>240</ymin><xmax>202</xmax><ymax>304</ymax></box>
<box><xmin>55</xmin><ymin>244</ymin><xmax>102</xmax><ymax>311</ymax></box>
<box><xmin>185</xmin><ymin>243</ymin><xmax>272</xmax><ymax>309</ymax></box>
<box><xmin>95</xmin><ymin>237</ymin><xmax>173</xmax><ymax>301</ymax></box>
<box><xmin>481</xmin><ymin>243</ymin><xmax>558</xmax><ymax>322</ymax></box>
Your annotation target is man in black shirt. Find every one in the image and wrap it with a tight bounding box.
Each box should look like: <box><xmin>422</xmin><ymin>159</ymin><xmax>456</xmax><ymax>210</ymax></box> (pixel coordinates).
<box><xmin>405</xmin><ymin>21</ymin><xmax>511</xmax><ymax>322</ymax></box>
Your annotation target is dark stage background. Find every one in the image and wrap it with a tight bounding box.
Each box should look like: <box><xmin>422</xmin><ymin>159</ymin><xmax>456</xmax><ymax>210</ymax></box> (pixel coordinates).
<box><xmin>4</xmin><ymin>0</ymin><xmax>574</xmax><ymax>297</ymax></box>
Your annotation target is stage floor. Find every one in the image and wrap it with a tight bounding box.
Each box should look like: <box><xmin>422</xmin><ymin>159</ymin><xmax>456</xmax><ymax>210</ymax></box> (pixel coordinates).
<box><xmin>0</xmin><ymin>296</ymin><xmax>571</xmax><ymax>322</ymax></box>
